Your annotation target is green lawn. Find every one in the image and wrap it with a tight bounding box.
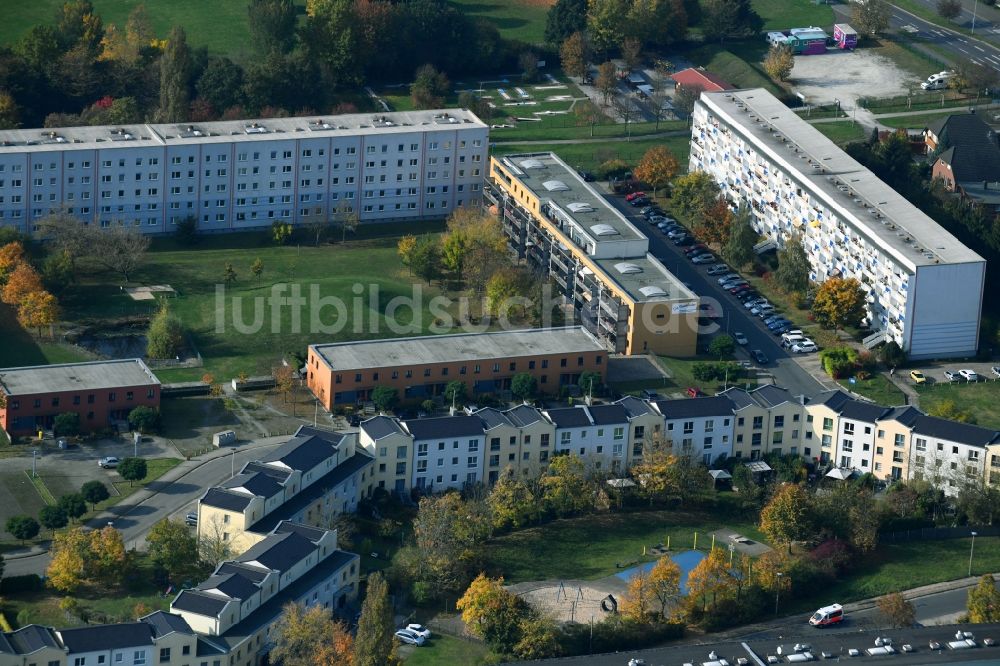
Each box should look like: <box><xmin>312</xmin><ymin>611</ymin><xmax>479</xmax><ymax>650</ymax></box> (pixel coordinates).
<box><xmin>0</xmin><ymin>305</ymin><xmax>92</xmax><ymax>369</ymax></box>
<box><xmin>838</xmin><ymin>375</ymin><xmax>907</xmax><ymax>407</ymax></box>
<box><xmin>447</xmin><ymin>0</ymin><xmax>551</xmax><ymax>44</ymax></box>
<box><xmin>868</xmin><ymin>36</ymin><xmax>949</xmax><ymax>82</ymax></box>
<box><xmin>811</xmin><ymin>121</ymin><xmax>867</xmax><ymax>146</ymax></box>
<box><xmin>402</xmin><ymin>633</ymin><xmax>492</xmax><ymax>666</ymax></box>
<box><xmin>493</xmin><ymin>120</ymin><xmax>689</xmax><ymax>143</ymax></box>
<box><xmin>0</xmin><ymin>0</ymin><xmax>296</xmax><ymax>56</ymax></box>
<box><xmin>752</xmin><ymin>0</ymin><xmax>834</xmax><ymax>31</ymax></box>
<box><xmin>685</xmin><ymin>44</ymin><xmax>785</xmax><ymax>98</ymax></box>
<box><xmin>60</xmin><ymin>227</ymin><xmax>450</xmax><ymax>383</ymax></box>
<box><xmin>878</xmin><ymin>110</ymin><xmax>970</xmax><ymax>129</ymax></box>
<box><xmin>916</xmin><ymin>380</ymin><xmax>1000</xmax><ymax>430</ymax></box>
<box><xmin>485</xmin><ymin>508</ymin><xmax>765</xmax><ymax>583</ymax></box>
<box><xmin>492</xmin><ymin>136</ymin><xmax>692</xmax><ymax>175</ymax></box>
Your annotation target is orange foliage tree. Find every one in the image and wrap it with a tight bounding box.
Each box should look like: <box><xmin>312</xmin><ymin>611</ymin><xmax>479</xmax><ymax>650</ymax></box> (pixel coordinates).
<box><xmin>1</xmin><ymin>262</ymin><xmax>42</xmax><ymax>305</ymax></box>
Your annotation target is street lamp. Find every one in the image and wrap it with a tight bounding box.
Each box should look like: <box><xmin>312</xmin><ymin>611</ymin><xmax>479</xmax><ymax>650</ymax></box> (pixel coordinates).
<box><xmin>32</xmin><ymin>449</ymin><xmax>38</xmax><ymax>478</ymax></box>
<box><xmin>969</xmin><ymin>531</ymin><xmax>978</xmax><ymax>576</ymax></box>
<box><xmin>972</xmin><ymin>0</ymin><xmax>980</xmax><ymax>35</ymax></box>
<box><xmin>775</xmin><ymin>572</ymin><xmax>784</xmax><ymax>615</ymax></box>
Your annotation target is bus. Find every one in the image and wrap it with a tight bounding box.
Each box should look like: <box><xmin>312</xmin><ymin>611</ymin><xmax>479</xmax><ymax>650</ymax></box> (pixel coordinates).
<box><xmin>809</xmin><ymin>603</ymin><xmax>844</xmax><ymax>627</ymax></box>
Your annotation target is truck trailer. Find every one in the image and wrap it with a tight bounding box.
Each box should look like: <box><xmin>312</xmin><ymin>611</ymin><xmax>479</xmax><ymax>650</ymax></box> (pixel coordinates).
<box><xmin>833</xmin><ymin>24</ymin><xmax>857</xmax><ymax>50</ymax></box>
<box><xmin>766</xmin><ymin>27</ymin><xmax>829</xmax><ymax>55</ymax></box>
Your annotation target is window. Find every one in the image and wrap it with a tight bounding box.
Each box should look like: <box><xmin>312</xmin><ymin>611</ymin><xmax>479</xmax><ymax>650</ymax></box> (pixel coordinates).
<box><xmin>160</xmin><ymin>649</ymin><xmax>171</xmax><ymax>663</ymax></box>
<box><xmin>752</xmin><ymin>416</ymin><xmax>763</xmax><ymax>429</ymax></box>
<box><xmin>844</xmin><ymin>422</ymin><xmax>855</xmax><ymax>434</ymax></box>
<box><xmin>894</xmin><ymin>433</ymin><xmax>905</xmax><ymax>447</ymax></box>
<box><xmin>774</xmin><ymin>415</ymin><xmax>784</xmax><ymax>428</ymax></box>
<box><xmin>823</xmin><ymin>417</ymin><xmax>833</xmax><ymax>431</ymax></box>
<box><xmin>842</xmin><ymin>439</ymin><xmax>853</xmax><ymax>452</ymax></box>
<box><xmin>915</xmin><ymin>438</ymin><xmax>926</xmax><ymax>451</ymax></box>
<box><xmin>134</xmin><ymin>652</ymin><xmax>146</xmax><ymax>666</ymax></box>
<box><xmin>397</xmin><ymin>446</ymin><xmax>407</xmax><ymax>458</ymax></box>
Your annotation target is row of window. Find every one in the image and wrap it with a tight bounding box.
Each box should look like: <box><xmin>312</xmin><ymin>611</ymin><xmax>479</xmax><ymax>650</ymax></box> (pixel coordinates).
<box><xmin>332</xmin><ymin>355</ymin><xmax>601</xmax><ymax>384</ymax></box>
<box><xmin>6</xmin><ymin>389</ymin><xmax>155</xmax><ymax>411</ymax></box>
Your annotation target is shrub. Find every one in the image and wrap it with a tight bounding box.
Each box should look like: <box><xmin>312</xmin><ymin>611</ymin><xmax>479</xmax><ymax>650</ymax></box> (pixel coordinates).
<box><xmin>1</xmin><ymin>574</ymin><xmax>43</xmax><ymax>593</ymax></box>
<box><xmin>53</xmin><ymin>412</ymin><xmax>80</xmax><ymax>437</ymax></box>
<box><xmin>809</xmin><ymin>539</ymin><xmax>853</xmax><ymax>576</ymax></box>
<box><xmin>597</xmin><ymin>159</ymin><xmax>630</xmax><ymax>180</ymax></box>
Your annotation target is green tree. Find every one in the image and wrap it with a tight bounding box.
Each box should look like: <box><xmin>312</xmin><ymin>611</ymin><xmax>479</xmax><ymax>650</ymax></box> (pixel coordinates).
<box><xmin>541</xmin><ymin>454</ymin><xmax>592</xmax><ymax>516</ymax></box>
<box><xmin>927</xmin><ymin>399</ymin><xmax>975</xmax><ymax>424</ymax></box>
<box><xmin>708</xmin><ymin>334</ymin><xmax>735</xmax><ymax>359</ymax></box>
<box><xmin>6</xmin><ymin>515</ymin><xmax>40</xmax><ymax>543</ymax></box>
<box><xmin>251</xmin><ymin>257</ymin><xmax>264</xmax><ymax>283</ymax></box>
<box><xmin>413</xmin><ymin>492</ymin><xmax>491</xmax><ymax>595</ymax></box>
<box><xmin>58</xmin><ymin>493</ymin><xmax>87</xmax><ymax>521</ymax></box>
<box><xmin>195</xmin><ymin>57</ymin><xmax>245</xmax><ymax>114</ymax></box>
<box><xmin>39</xmin><ymin>505</ymin><xmax>69</xmax><ymax>533</ymax></box>
<box><xmin>224</xmin><ymin>262</ymin><xmax>237</xmax><ymax>286</ymax></box>
<box><xmin>159</xmin><ymin>26</ymin><xmax>193</xmax><ymax>122</ymax></box>
<box><xmin>513</xmin><ymin>615</ymin><xmax>561</xmax><ymax>659</ymax></box>
<box><xmin>967</xmin><ymin>574</ymin><xmax>1000</xmax><ymax>623</ymax></box>
<box><xmin>248</xmin><ymin>0</ymin><xmax>297</xmax><ymax>55</ymax></box>
<box><xmin>545</xmin><ymin>0</ymin><xmax>587</xmax><ymax>45</ymax></box>
<box><xmin>410</xmin><ymin>64</ymin><xmax>450</xmax><ymax>109</ymax></box>
<box><xmin>80</xmin><ymin>480</ymin><xmax>110</xmax><ymax>509</ymax></box>
<box><xmin>587</xmin><ymin>0</ymin><xmax>630</xmax><ymax>57</ymax></box>
<box><xmin>763</xmin><ymin>45</ymin><xmax>793</xmax><ymax>82</ymax></box>
<box><xmin>353</xmin><ymin>572</ymin><xmax>394</xmax><ymax>666</ymax></box>
<box><xmin>937</xmin><ymin>0</ymin><xmax>962</xmax><ymax>19</ymax></box>
<box><xmin>774</xmin><ymin>233</ymin><xmax>810</xmax><ymax>295</ymax></box>
<box><xmin>560</xmin><ymin>32</ymin><xmax>589</xmax><ymax>80</ymax></box>
<box><xmin>488</xmin><ymin>473</ymin><xmax>539</xmax><ymax>530</ymax></box>
<box><xmin>701</xmin><ymin>0</ymin><xmax>763</xmax><ymax>42</ymax></box>
<box><xmin>579</xmin><ymin>370</ymin><xmax>602</xmax><ymax>397</ymax></box>
<box><xmin>53</xmin><ymin>412</ymin><xmax>80</xmax><ymax>437</ymax></box>
<box><xmin>371</xmin><ymin>386</ymin><xmax>398</xmax><ymax>413</ymax></box>
<box><xmin>759</xmin><ymin>483</ymin><xmax>814</xmax><ymax>553</ymax></box>
<box><xmin>42</xmin><ymin>249</ymin><xmax>75</xmax><ymax>295</ymax></box>
<box><xmin>174</xmin><ymin>217</ymin><xmax>198</xmax><ymax>245</ymax></box>
<box><xmin>409</xmin><ymin>236</ymin><xmax>441</xmax><ymax>283</ymax></box>
<box><xmin>723</xmin><ymin>204</ymin><xmax>757</xmax><ymax>269</ymax></box>
<box><xmin>0</xmin><ymin>90</ymin><xmax>20</xmax><ymax>130</ymax></box>
<box><xmin>672</xmin><ymin>171</ymin><xmax>720</xmax><ymax>217</ymax></box>
<box><xmin>128</xmin><ymin>406</ymin><xmax>160</xmax><ymax>433</ymax></box>
<box><xmin>147</xmin><ymin>518</ymin><xmax>200</xmax><ymax>580</ymax></box>
<box><xmin>853</xmin><ymin>0</ymin><xmax>890</xmax><ymax>37</ymax></box>
<box><xmin>118</xmin><ymin>457</ymin><xmax>148</xmax><ymax>487</ymax></box>
<box><xmin>812</xmin><ymin>277</ymin><xmax>866</xmax><ymax>332</ymax></box>
<box><xmin>441</xmin><ymin>231</ymin><xmax>470</xmax><ymax>281</ymax></box>
<box><xmin>146</xmin><ymin>302</ymin><xmax>185</xmax><ymax>359</ymax></box>
<box><xmin>272</xmin><ymin>220</ymin><xmax>292</xmax><ymax>244</ymax></box>
<box><xmin>510</xmin><ymin>373</ymin><xmax>537</xmax><ymax>401</ymax></box>
<box><xmin>443</xmin><ymin>380</ymin><xmax>467</xmax><ymax>406</ymax></box>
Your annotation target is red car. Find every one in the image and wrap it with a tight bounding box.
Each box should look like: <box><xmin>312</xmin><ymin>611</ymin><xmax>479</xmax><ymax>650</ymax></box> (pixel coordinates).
<box><xmin>625</xmin><ymin>191</ymin><xmax>646</xmax><ymax>202</ymax></box>
<box><xmin>686</xmin><ymin>387</ymin><xmax>706</xmax><ymax>398</ymax></box>
<box><xmin>683</xmin><ymin>244</ymin><xmax>708</xmax><ymax>256</ymax></box>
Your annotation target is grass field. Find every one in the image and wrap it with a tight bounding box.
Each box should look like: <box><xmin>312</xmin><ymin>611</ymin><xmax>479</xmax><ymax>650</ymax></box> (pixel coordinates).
<box><xmin>916</xmin><ymin>381</ymin><xmax>1000</xmax><ymax>430</ymax></box>
<box><xmin>401</xmin><ymin>633</ymin><xmax>492</xmax><ymax>665</ymax></box>
<box><xmin>0</xmin><ymin>305</ymin><xmax>91</xmax><ymax>369</ymax></box>
<box><xmin>0</xmin><ymin>0</ymin><xmax>292</xmax><ymax>56</ymax></box>
<box><xmin>752</xmin><ymin>0</ymin><xmax>834</xmax><ymax>31</ymax></box>
<box><xmin>492</xmin><ymin>136</ymin><xmax>692</xmax><ymax>175</ymax></box>
<box><xmin>448</xmin><ymin>0</ymin><xmax>552</xmax><ymax>44</ymax></box>
<box><xmin>811</xmin><ymin>121</ymin><xmax>867</xmax><ymax>146</ymax></box>
<box><xmin>685</xmin><ymin>44</ymin><xmax>785</xmax><ymax>98</ymax></box>
<box><xmin>838</xmin><ymin>375</ymin><xmax>907</xmax><ymax>407</ymax></box>
<box><xmin>485</xmin><ymin>508</ymin><xmax>764</xmax><ymax>583</ymax></box>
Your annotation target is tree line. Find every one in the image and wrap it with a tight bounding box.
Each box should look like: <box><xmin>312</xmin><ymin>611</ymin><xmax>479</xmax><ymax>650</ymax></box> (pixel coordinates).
<box><xmin>0</xmin><ymin>0</ymin><xmax>527</xmax><ymax>130</ymax></box>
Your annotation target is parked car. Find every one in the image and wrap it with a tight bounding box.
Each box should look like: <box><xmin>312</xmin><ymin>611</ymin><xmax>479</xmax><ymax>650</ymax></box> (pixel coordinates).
<box><xmin>706</xmin><ymin>264</ymin><xmax>730</xmax><ymax>275</ymax></box>
<box><xmin>737</xmin><ymin>291</ymin><xmax>760</xmax><ymax>302</ymax></box>
<box><xmin>910</xmin><ymin>370</ymin><xmax>927</xmax><ymax>384</ymax></box>
<box><xmin>667</xmin><ymin>228</ymin><xmax>687</xmax><ymax>239</ymax></box>
<box><xmin>683</xmin><ymin>244</ymin><xmax>708</xmax><ymax>255</ymax></box>
<box><xmin>721</xmin><ymin>279</ymin><xmax>748</xmax><ymax>290</ymax></box>
<box><xmin>992</xmin><ymin>366</ymin><xmax>1000</xmax><ymax>378</ymax></box>
<box><xmin>762</xmin><ymin>314</ymin><xmax>784</xmax><ymax>326</ymax></box>
<box><xmin>751</xmin><ymin>305</ymin><xmax>775</xmax><ymax>316</ymax></box>
<box><xmin>734</xmin><ymin>332</ymin><xmax>749</xmax><ymax>345</ymax></box>
<box><xmin>629</xmin><ymin>197</ymin><xmax>649</xmax><ymax>207</ymax></box>
<box><xmin>730</xmin><ymin>284</ymin><xmax>752</xmax><ymax>294</ymax></box>
<box><xmin>717</xmin><ymin>273</ymin><xmax>741</xmax><ymax>284</ymax></box>
<box><xmin>782</xmin><ymin>334</ymin><xmax>806</xmax><ymax>348</ymax></box>
<box><xmin>959</xmin><ymin>369</ymin><xmax>980</xmax><ymax>381</ymax></box>
<box><xmin>673</xmin><ymin>235</ymin><xmax>693</xmax><ymax>245</ymax></box>
<box><xmin>686</xmin><ymin>387</ymin><xmax>705</xmax><ymax>398</ymax></box>
<box><xmin>943</xmin><ymin>370</ymin><xmax>958</xmax><ymax>381</ymax></box>
<box><xmin>751</xmin><ymin>349</ymin><xmax>769</xmax><ymax>365</ymax></box>
<box><xmin>99</xmin><ymin>456</ymin><xmax>120</xmax><ymax>469</ymax></box>
<box><xmin>394</xmin><ymin>629</ymin><xmax>425</xmax><ymax>646</ymax></box>
<box><xmin>578</xmin><ymin>169</ymin><xmax>595</xmax><ymax>182</ymax></box>
<box><xmin>771</xmin><ymin>322</ymin><xmax>794</xmax><ymax>335</ymax></box>
<box><xmin>767</xmin><ymin>318</ymin><xmax>792</xmax><ymax>331</ymax></box>
<box><xmin>792</xmin><ymin>341</ymin><xmax>818</xmax><ymax>353</ymax></box>
<box><xmin>185</xmin><ymin>513</ymin><xmax>198</xmax><ymax>526</ymax></box>
<box><xmin>625</xmin><ymin>191</ymin><xmax>646</xmax><ymax>202</ymax></box>
<box><xmin>691</xmin><ymin>253</ymin><xmax>716</xmax><ymax>264</ymax></box>
<box><xmin>744</xmin><ymin>297</ymin><xmax>767</xmax><ymax>309</ymax></box>
<box><xmin>406</xmin><ymin>624</ymin><xmax>432</xmax><ymax>640</ymax></box>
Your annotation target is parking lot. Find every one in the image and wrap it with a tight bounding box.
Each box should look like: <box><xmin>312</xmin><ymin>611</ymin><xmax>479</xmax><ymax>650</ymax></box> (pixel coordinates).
<box><xmin>789</xmin><ymin>49</ymin><xmax>922</xmax><ymax>111</ymax></box>
<box><xmin>902</xmin><ymin>362</ymin><xmax>1000</xmax><ymax>387</ymax></box>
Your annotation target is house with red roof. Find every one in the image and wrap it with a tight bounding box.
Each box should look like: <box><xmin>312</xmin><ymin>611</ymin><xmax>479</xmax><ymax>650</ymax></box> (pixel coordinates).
<box><xmin>670</xmin><ymin>67</ymin><xmax>735</xmax><ymax>93</ymax></box>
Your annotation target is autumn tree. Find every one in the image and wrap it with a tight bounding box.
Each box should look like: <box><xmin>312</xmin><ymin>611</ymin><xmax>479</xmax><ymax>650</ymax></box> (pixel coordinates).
<box><xmin>774</xmin><ymin>233</ymin><xmax>810</xmax><ymax>295</ymax></box>
<box><xmin>672</xmin><ymin>171</ymin><xmax>720</xmax><ymax>218</ymax></box>
<box><xmin>853</xmin><ymin>0</ymin><xmax>891</xmax><ymax>37</ymax></box>
<box><xmin>47</xmin><ymin>526</ymin><xmax>89</xmax><ymax>592</ymax></box>
<box><xmin>224</xmin><ymin>262</ymin><xmax>237</xmax><ymax>286</ymax></box>
<box><xmin>146</xmin><ymin>301</ymin><xmax>185</xmax><ymax>359</ymax></box>
<box><xmin>928</xmin><ymin>399</ymin><xmax>975</xmax><ymax>424</ymax></box>
<box><xmin>485</xmin><ymin>268</ymin><xmax>531</xmax><ymax>318</ymax></box>
<box><xmin>446</xmin><ymin>203</ymin><xmax>508</xmax><ymax>293</ymax></box>
<box><xmin>621</xmin><ymin>36</ymin><xmax>643</xmax><ymax>71</ymax></box>
<box><xmin>763</xmin><ymin>45</ymin><xmax>794</xmax><ymax>82</ymax></box>
<box><xmin>541</xmin><ymin>454</ymin><xmax>593</xmax><ymax>516</ymax></box>
<box><xmin>18</xmin><ymin>290</ymin><xmax>60</xmax><ymax>338</ymax></box>
<box><xmin>967</xmin><ymin>575</ymin><xmax>1000</xmax><ymax>623</ymax></box>
<box><xmin>146</xmin><ymin>518</ymin><xmax>200</xmax><ymax>581</ymax></box>
<box><xmin>2</xmin><ymin>262</ymin><xmax>43</xmax><ymax>305</ymax></box>
<box><xmin>413</xmin><ymin>492</ymin><xmax>490</xmax><ymax>595</ymax></box>
<box><xmin>877</xmin><ymin>592</ymin><xmax>916</xmax><ymax>628</ymax></box>
<box><xmin>274</xmin><ymin>365</ymin><xmax>296</xmax><ymax>404</ymax></box>
<box><xmin>760</xmin><ymin>483</ymin><xmax>814</xmax><ymax>553</ymax></box>
<box><xmin>272</xmin><ymin>602</ymin><xmax>354</xmax><ymax>666</ymax></box>
<box><xmin>723</xmin><ymin>204</ymin><xmax>757</xmax><ymax>269</ymax></box>
<box><xmin>631</xmin><ymin>434</ymin><xmax>681</xmax><ymax>503</ymax></box>
<box><xmin>0</xmin><ymin>92</ymin><xmax>19</xmax><ymax>130</ymax></box>
<box><xmin>686</xmin><ymin>547</ymin><xmax>736</xmax><ymax>612</ymax></box>
<box><xmin>251</xmin><ymin>258</ymin><xmax>264</xmax><ymax>283</ymax></box>
<box><xmin>812</xmin><ymin>277</ymin><xmax>866</xmax><ymax>332</ymax></box>
<box><xmin>0</xmin><ymin>241</ymin><xmax>25</xmax><ymax>284</ymax></box>
<box><xmin>633</xmin><ymin>145</ymin><xmax>679</xmax><ymax>198</ymax></box>
<box><xmin>488</xmin><ymin>473</ymin><xmax>540</xmax><ymax>530</ymax></box>
<box><xmin>673</xmin><ymin>83</ymin><xmax>704</xmax><ymax>117</ymax></box>
<box><xmin>89</xmin><ymin>525</ymin><xmax>128</xmax><ymax>586</ymax></box>
<box><xmin>397</xmin><ymin>235</ymin><xmax>417</xmax><ymax>274</ymax></box>
<box><xmin>560</xmin><ymin>32</ymin><xmax>589</xmax><ymax>79</ymax></box>
<box><xmin>621</xmin><ymin>570</ymin><xmax>655</xmax><ymax>622</ymax></box>
<box><xmin>457</xmin><ymin>573</ymin><xmax>532</xmax><ymax>650</ymax></box>
<box><xmin>648</xmin><ymin>556</ymin><xmax>682</xmax><ymax>619</ymax></box>
<box><xmin>595</xmin><ymin>60</ymin><xmax>618</xmax><ymax>105</ymax></box>
<box><xmin>353</xmin><ymin>572</ymin><xmax>394</xmax><ymax>666</ymax></box>
<box><xmin>695</xmin><ymin>199</ymin><xmax>733</xmax><ymax>247</ymax></box>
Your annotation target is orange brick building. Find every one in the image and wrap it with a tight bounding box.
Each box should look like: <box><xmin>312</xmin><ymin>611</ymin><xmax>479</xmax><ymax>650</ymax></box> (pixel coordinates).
<box><xmin>306</xmin><ymin>327</ymin><xmax>607</xmax><ymax>410</ymax></box>
<box><xmin>0</xmin><ymin>359</ymin><xmax>160</xmax><ymax>437</ymax></box>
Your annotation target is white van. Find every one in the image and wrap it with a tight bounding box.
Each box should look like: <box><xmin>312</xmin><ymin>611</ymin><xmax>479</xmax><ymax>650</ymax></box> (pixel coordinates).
<box><xmin>809</xmin><ymin>603</ymin><xmax>844</xmax><ymax>627</ymax></box>
<box><xmin>921</xmin><ymin>71</ymin><xmax>954</xmax><ymax>90</ymax></box>
<box><xmin>781</xmin><ymin>330</ymin><xmax>804</xmax><ymax>346</ymax></box>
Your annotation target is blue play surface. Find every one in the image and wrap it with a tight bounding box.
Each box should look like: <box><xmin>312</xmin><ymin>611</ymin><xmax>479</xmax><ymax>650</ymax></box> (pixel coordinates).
<box><xmin>614</xmin><ymin>549</ymin><xmax>707</xmax><ymax>594</ymax></box>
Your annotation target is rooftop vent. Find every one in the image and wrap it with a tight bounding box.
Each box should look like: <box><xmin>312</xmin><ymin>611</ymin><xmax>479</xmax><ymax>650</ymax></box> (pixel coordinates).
<box><xmin>373</xmin><ymin>116</ymin><xmax>395</xmax><ymax>128</ymax></box>
<box><xmin>542</xmin><ymin>179</ymin><xmax>570</xmax><ymax>192</ymax></box>
<box><xmin>244</xmin><ymin>122</ymin><xmax>268</xmax><ymax>134</ymax></box>
<box><xmin>638</xmin><ymin>286</ymin><xmax>668</xmax><ymax>298</ymax></box>
<box><xmin>109</xmin><ymin>128</ymin><xmax>134</xmax><ymax>141</ymax></box>
<box><xmin>519</xmin><ymin>158</ymin><xmax>544</xmax><ymax>169</ymax></box>
<box><xmin>566</xmin><ymin>202</ymin><xmax>594</xmax><ymax>213</ymax></box>
<box><xmin>179</xmin><ymin>125</ymin><xmax>204</xmax><ymax>138</ymax></box>
<box><xmin>614</xmin><ymin>262</ymin><xmax>642</xmax><ymax>274</ymax></box>
<box><xmin>589</xmin><ymin>224</ymin><xmax>618</xmax><ymax>236</ymax></box>
<box><xmin>309</xmin><ymin>119</ymin><xmax>334</xmax><ymax>130</ymax></box>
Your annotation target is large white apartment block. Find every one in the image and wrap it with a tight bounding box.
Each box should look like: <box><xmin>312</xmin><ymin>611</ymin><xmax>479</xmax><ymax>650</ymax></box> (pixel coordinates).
<box><xmin>691</xmin><ymin>89</ymin><xmax>985</xmax><ymax>359</ymax></box>
<box><xmin>0</xmin><ymin>109</ymin><xmax>488</xmax><ymax>234</ymax></box>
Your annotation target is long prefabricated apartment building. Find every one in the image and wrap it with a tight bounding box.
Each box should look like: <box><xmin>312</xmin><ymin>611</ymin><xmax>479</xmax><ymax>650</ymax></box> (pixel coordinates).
<box><xmin>691</xmin><ymin>88</ymin><xmax>985</xmax><ymax>359</ymax></box>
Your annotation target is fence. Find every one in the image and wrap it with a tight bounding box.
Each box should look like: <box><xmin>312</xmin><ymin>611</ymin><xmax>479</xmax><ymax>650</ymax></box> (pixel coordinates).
<box><xmin>880</xmin><ymin>525</ymin><xmax>1000</xmax><ymax>543</ymax></box>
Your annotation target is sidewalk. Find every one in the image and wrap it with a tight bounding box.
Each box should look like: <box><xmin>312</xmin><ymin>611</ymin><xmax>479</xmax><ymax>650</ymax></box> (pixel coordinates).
<box><xmin>3</xmin><ymin>435</ymin><xmax>289</xmax><ymax>561</ymax></box>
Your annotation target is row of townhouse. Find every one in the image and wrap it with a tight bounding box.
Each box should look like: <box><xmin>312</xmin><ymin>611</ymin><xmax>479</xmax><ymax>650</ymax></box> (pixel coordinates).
<box><xmin>0</xmin><ymin>110</ymin><xmax>487</xmax><ymax>234</ymax></box>
<box><xmin>0</xmin><ymin>523</ymin><xmax>359</xmax><ymax>666</ymax></box>
<box><xmin>197</xmin><ymin>426</ymin><xmax>374</xmax><ymax>554</ymax></box>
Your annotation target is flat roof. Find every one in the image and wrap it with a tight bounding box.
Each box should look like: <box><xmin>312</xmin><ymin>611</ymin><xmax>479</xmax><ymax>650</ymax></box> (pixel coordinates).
<box><xmin>0</xmin><ymin>359</ymin><xmax>159</xmax><ymax>396</ymax></box>
<box><xmin>592</xmin><ymin>253</ymin><xmax>695</xmax><ymax>302</ymax></box>
<box><xmin>698</xmin><ymin>89</ymin><xmax>983</xmax><ymax>269</ymax></box>
<box><xmin>498</xmin><ymin>152</ymin><xmax>646</xmax><ymax>246</ymax></box>
<box><xmin>0</xmin><ymin>109</ymin><xmax>486</xmax><ymax>154</ymax></box>
<box><xmin>310</xmin><ymin>327</ymin><xmax>605</xmax><ymax>371</ymax></box>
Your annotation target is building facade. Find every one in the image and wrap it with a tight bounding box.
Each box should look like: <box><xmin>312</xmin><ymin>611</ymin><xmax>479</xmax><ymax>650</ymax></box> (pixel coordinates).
<box><xmin>306</xmin><ymin>327</ymin><xmax>607</xmax><ymax>410</ymax></box>
<box><xmin>0</xmin><ymin>110</ymin><xmax>487</xmax><ymax>234</ymax></box>
<box><xmin>485</xmin><ymin>152</ymin><xmax>700</xmax><ymax>356</ymax></box>
<box><xmin>0</xmin><ymin>359</ymin><xmax>160</xmax><ymax>437</ymax></box>
<box><xmin>691</xmin><ymin>89</ymin><xmax>985</xmax><ymax>359</ymax></box>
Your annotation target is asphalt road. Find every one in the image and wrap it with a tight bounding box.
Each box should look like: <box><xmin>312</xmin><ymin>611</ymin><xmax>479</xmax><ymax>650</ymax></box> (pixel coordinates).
<box><xmin>603</xmin><ymin>195</ymin><xmax>826</xmax><ymax>398</ymax></box>
<box><xmin>4</xmin><ymin>438</ymin><xmax>287</xmax><ymax>578</ymax></box>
